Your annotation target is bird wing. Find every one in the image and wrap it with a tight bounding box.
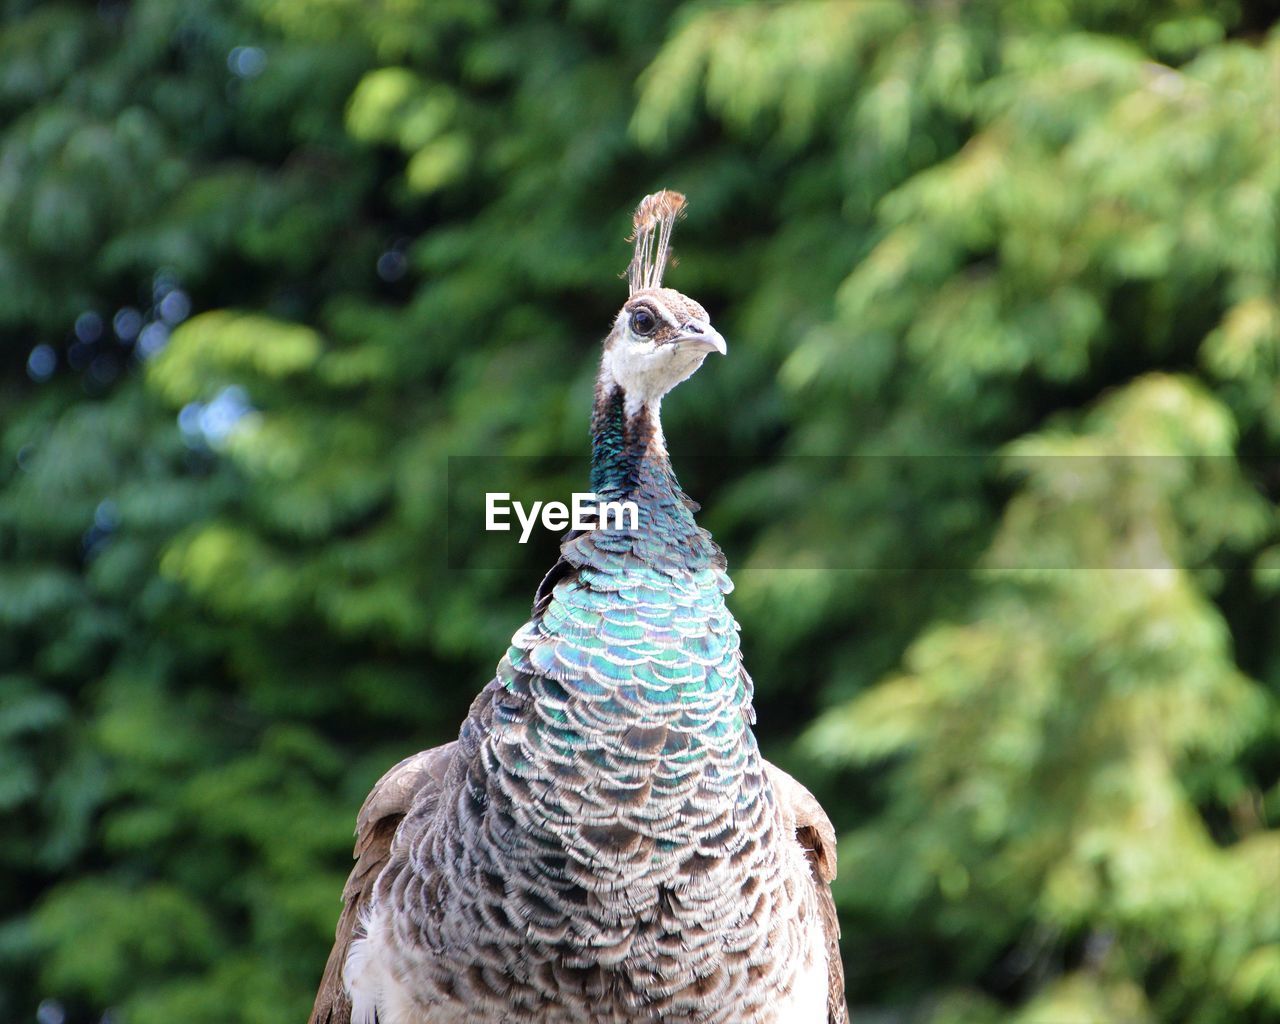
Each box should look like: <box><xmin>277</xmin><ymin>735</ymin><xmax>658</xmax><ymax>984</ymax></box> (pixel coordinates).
<box><xmin>762</xmin><ymin>759</ymin><xmax>847</xmax><ymax>1024</ymax></box>
<box><xmin>309</xmin><ymin>742</ymin><xmax>458</xmax><ymax>1024</ymax></box>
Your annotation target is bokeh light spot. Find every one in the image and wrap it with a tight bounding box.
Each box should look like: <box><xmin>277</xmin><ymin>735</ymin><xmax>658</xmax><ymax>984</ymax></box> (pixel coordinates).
<box><xmin>178</xmin><ymin>387</ymin><xmax>255</xmax><ymax>447</ymax></box>
<box><xmin>95</xmin><ymin>499</ymin><xmax>119</xmax><ymax>531</ymax></box>
<box><xmin>138</xmin><ymin>322</ymin><xmax>170</xmax><ymax>358</ymax></box>
<box><xmin>153</xmin><ymin>271</ymin><xmax>178</xmax><ymax>301</ymax></box>
<box><xmin>37</xmin><ymin>999</ymin><xmax>66</xmax><ymax>1024</ymax></box>
<box><xmin>159</xmin><ymin>289</ymin><xmax>191</xmax><ymax>325</ymax></box>
<box><xmin>75</xmin><ymin>311</ymin><xmax>104</xmax><ymax>343</ymax></box>
<box><xmin>178</xmin><ymin>402</ymin><xmax>204</xmax><ymax>441</ymax></box>
<box><xmin>228</xmin><ymin>46</ymin><xmax>267</xmax><ymax>78</ymax></box>
<box><xmin>200</xmin><ymin>385</ymin><xmax>253</xmax><ymax>442</ymax></box>
<box><xmin>377</xmin><ymin>249</ymin><xmax>408</xmax><ymax>282</ymax></box>
<box><xmin>27</xmin><ymin>344</ymin><xmax>56</xmax><ymax>382</ymax></box>
<box><xmin>113</xmin><ymin>307</ymin><xmax>143</xmax><ymax>342</ymax></box>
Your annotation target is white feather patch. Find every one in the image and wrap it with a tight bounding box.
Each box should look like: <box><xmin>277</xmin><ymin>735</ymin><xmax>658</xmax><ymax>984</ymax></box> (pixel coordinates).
<box><xmin>602</xmin><ymin>334</ymin><xmax>707</xmax><ymax>412</ymax></box>
<box><xmin>771</xmin><ymin>918</ymin><xmax>830</xmax><ymax>1022</ymax></box>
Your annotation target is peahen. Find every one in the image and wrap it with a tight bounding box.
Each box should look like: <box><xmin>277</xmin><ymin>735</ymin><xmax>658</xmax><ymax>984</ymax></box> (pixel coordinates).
<box><xmin>310</xmin><ymin>191</ymin><xmax>846</xmax><ymax>1024</ymax></box>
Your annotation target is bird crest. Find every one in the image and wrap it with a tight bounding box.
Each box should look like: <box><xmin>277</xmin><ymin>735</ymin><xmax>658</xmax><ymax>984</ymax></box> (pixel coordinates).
<box><xmin>626</xmin><ymin>189</ymin><xmax>686</xmax><ymax>294</ymax></box>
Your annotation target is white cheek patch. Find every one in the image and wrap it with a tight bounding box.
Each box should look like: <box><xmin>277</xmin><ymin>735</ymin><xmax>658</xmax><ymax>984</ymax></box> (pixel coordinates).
<box><xmin>604</xmin><ymin>339</ymin><xmax>705</xmax><ymax>413</ymax></box>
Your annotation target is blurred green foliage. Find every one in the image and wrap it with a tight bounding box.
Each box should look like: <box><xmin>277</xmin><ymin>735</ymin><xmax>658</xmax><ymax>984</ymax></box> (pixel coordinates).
<box><xmin>1</xmin><ymin>0</ymin><xmax>1277</xmax><ymax>1021</ymax></box>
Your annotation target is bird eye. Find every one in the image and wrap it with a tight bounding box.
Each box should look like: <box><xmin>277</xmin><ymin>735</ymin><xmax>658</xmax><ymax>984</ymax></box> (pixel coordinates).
<box><xmin>630</xmin><ymin>308</ymin><xmax>657</xmax><ymax>336</ymax></box>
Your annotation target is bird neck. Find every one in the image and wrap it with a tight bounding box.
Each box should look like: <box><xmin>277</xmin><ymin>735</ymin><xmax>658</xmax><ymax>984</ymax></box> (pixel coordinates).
<box><xmin>589</xmin><ymin>379</ymin><xmax>693</xmax><ymax>527</ymax></box>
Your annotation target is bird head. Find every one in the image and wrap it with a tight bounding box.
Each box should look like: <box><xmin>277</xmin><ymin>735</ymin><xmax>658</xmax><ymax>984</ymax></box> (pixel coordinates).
<box><xmin>599</xmin><ymin>191</ymin><xmax>725</xmax><ymax>408</ymax></box>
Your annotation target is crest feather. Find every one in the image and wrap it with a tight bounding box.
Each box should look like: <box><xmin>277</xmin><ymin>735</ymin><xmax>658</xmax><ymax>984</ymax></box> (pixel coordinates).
<box><xmin>626</xmin><ymin>190</ymin><xmax>687</xmax><ymax>294</ymax></box>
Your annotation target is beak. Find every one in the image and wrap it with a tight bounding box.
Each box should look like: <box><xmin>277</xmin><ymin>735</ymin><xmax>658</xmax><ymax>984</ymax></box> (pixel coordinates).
<box><xmin>674</xmin><ymin>320</ymin><xmax>727</xmax><ymax>356</ymax></box>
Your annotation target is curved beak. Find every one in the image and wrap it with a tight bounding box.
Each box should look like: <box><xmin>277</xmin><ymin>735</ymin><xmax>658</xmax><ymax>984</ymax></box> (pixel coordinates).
<box><xmin>674</xmin><ymin>320</ymin><xmax>727</xmax><ymax>356</ymax></box>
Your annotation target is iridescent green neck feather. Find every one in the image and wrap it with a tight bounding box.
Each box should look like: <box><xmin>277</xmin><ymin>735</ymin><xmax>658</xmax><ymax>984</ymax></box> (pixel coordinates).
<box><xmin>589</xmin><ymin>383</ymin><xmax>712</xmax><ymax>572</ymax></box>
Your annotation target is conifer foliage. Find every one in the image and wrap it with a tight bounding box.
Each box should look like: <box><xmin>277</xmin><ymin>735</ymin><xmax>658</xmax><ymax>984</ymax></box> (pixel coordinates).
<box><xmin>0</xmin><ymin>1</ymin><xmax>1276</xmax><ymax>1021</ymax></box>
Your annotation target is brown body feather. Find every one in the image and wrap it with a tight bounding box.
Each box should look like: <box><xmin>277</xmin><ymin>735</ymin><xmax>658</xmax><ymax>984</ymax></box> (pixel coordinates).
<box><xmin>310</xmin><ymin>748</ymin><xmax>845</xmax><ymax>1023</ymax></box>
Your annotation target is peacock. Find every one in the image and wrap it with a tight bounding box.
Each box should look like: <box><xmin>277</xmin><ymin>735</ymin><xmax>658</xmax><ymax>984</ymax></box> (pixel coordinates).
<box><xmin>310</xmin><ymin>191</ymin><xmax>846</xmax><ymax>1024</ymax></box>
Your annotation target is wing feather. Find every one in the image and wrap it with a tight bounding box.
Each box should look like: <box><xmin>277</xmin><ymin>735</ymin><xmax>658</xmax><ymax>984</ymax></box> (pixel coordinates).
<box><xmin>308</xmin><ymin>742</ymin><xmax>458</xmax><ymax>1024</ymax></box>
<box><xmin>763</xmin><ymin>760</ymin><xmax>848</xmax><ymax>1024</ymax></box>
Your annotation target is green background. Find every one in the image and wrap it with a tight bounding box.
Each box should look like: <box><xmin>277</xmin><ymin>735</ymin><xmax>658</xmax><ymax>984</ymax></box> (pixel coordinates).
<box><xmin>1</xmin><ymin>1</ymin><xmax>1278</xmax><ymax>1021</ymax></box>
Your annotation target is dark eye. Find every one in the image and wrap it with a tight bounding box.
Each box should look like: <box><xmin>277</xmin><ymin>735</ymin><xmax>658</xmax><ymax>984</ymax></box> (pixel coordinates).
<box><xmin>630</xmin><ymin>308</ymin><xmax>657</xmax><ymax>336</ymax></box>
